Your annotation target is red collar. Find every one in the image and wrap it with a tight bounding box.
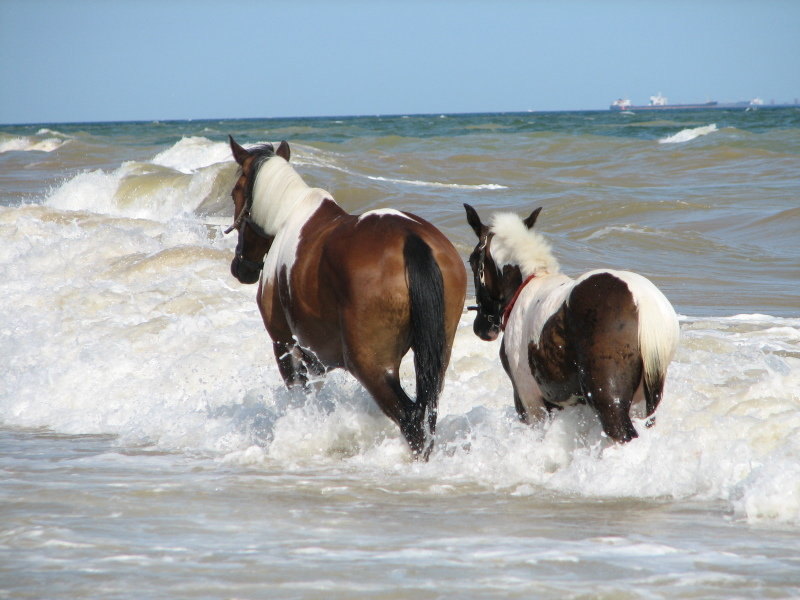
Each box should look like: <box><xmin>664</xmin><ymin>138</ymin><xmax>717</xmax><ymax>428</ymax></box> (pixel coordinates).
<box><xmin>501</xmin><ymin>274</ymin><xmax>537</xmax><ymax>330</ymax></box>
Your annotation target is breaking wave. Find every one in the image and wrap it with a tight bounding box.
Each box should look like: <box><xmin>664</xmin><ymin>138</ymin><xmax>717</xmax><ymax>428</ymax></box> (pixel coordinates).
<box><xmin>659</xmin><ymin>123</ymin><xmax>718</xmax><ymax>144</ymax></box>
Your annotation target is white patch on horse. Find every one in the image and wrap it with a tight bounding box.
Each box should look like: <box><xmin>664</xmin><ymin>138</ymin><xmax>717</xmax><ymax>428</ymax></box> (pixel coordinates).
<box><xmin>250</xmin><ymin>156</ymin><xmax>325</xmax><ymax>236</ymax></box>
<box><xmin>490</xmin><ymin>212</ymin><xmax>559</xmax><ymax>277</ymax></box>
<box><xmin>357</xmin><ymin>208</ymin><xmax>417</xmax><ymax>222</ymax></box>
<box><xmin>250</xmin><ymin>156</ymin><xmax>330</xmax><ymax>289</ymax></box>
<box><xmin>503</xmin><ymin>273</ymin><xmax>572</xmax><ymax>416</ymax></box>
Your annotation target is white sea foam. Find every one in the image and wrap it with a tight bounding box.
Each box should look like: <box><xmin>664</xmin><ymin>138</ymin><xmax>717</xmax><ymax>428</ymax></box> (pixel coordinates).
<box><xmin>582</xmin><ymin>224</ymin><xmax>666</xmax><ymax>241</ymax></box>
<box><xmin>151</xmin><ymin>136</ymin><xmax>232</xmax><ymax>173</ymax></box>
<box><xmin>3</xmin><ymin>128</ymin><xmax>800</xmax><ymax>528</ymax></box>
<box><xmin>659</xmin><ymin>123</ymin><xmax>718</xmax><ymax>144</ymax></box>
<box><xmin>364</xmin><ymin>174</ymin><xmax>507</xmax><ymax>190</ymax></box>
<box><xmin>0</xmin><ymin>135</ymin><xmax>68</xmax><ymax>153</ymax></box>
<box><xmin>44</xmin><ymin>156</ymin><xmax>236</xmax><ymax>221</ymax></box>
<box><xmin>39</xmin><ymin>136</ymin><xmax>237</xmax><ymax>220</ymax></box>
<box><xmin>1</xmin><ymin>202</ymin><xmax>799</xmax><ymax>525</ymax></box>
<box><xmin>290</xmin><ymin>144</ymin><xmax>507</xmax><ymax>190</ymax></box>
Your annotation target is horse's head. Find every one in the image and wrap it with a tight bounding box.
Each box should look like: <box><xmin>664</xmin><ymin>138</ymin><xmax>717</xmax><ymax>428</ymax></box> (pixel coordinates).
<box><xmin>226</xmin><ymin>136</ymin><xmax>290</xmax><ymax>284</ymax></box>
<box><xmin>464</xmin><ymin>203</ymin><xmax>542</xmax><ymax>341</ymax></box>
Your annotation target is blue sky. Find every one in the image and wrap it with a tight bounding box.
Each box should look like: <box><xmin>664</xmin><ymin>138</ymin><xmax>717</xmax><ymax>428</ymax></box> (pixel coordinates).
<box><xmin>1</xmin><ymin>0</ymin><xmax>798</xmax><ymax>124</ymax></box>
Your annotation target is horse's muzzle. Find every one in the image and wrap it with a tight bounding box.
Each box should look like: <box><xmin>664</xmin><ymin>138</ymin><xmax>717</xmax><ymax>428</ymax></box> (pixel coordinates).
<box><xmin>231</xmin><ymin>256</ymin><xmax>261</xmax><ymax>285</ymax></box>
<box><xmin>471</xmin><ymin>310</ymin><xmax>501</xmax><ymax>341</ymax></box>
<box><xmin>476</xmin><ymin>326</ymin><xmax>500</xmax><ymax>342</ymax></box>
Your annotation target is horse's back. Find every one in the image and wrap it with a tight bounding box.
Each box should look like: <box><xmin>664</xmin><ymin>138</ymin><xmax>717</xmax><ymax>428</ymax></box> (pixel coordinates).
<box><xmin>324</xmin><ymin>210</ymin><xmax>465</xmax><ymax>305</ymax></box>
<box><xmin>324</xmin><ymin>212</ymin><xmax>424</xmax><ymax>301</ymax></box>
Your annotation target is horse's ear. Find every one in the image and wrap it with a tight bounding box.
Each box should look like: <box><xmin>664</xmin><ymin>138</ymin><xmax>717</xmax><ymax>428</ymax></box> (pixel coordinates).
<box><xmin>523</xmin><ymin>207</ymin><xmax>543</xmax><ymax>230</ymax></box>
<box><xmin>229</xmin><ymin>135</ymin><xmax>250</xmax><ymax>166</ymax></box>
<box><xmin>276</xmin><ymin>140</ymin><xmax>290</xmax><ymax>162</ymax></box>
<box><xmin>464</xmin><ymin>203</ymin><xmax>485</xmax><ymax>238</ymax></box>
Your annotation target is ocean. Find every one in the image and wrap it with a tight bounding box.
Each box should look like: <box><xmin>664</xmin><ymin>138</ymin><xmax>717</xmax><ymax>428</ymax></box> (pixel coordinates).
<box><xmin>1</xmin><ymin>109</ymin><xmax>799</xmax><ymax>599</ymax></box>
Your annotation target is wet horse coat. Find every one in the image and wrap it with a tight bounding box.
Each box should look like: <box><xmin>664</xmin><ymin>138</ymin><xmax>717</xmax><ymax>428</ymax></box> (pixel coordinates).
<box><xmin>465</xmin><ymin>204</ymin><xmax>679</xmax><ymax>442</ymax></box>
<box><xmin>227</xmin><ymin>138</ymin><xmax>466</xmax><ymax>458</ymax></box>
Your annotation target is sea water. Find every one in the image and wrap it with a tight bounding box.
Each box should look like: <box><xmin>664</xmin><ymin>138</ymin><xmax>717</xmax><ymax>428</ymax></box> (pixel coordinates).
<box><xmin>1</xmin><ymin>110</ymin><xmax>799</xmax><ymax>598</ymax></box>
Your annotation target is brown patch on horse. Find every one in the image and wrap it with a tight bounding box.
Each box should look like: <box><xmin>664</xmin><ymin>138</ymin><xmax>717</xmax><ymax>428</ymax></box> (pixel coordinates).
<box><xmin>529</xmin><ymin>272</ymin><xmax>642</xmax><ymax>442</ymax></box>
<box><xmin>528</xmin><ymin>304</ymin><xmax>579</xmax><ymax>403</ymax></box>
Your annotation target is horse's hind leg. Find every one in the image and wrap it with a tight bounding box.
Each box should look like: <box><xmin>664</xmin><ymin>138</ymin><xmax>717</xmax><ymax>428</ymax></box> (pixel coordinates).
<box><xmin>340</xmin><ymin>337</ymin><xmax>431</xmax><ymax>458</ymax></box>
<box><xmin>385</xmin><ymin>371</ymin><xmax>432</xmax><ymax>459</ymax></box>
<box><xmin>580</xmin><ymin>360</ymin><xmax>641</xmax><ymax>442</ymax></box>
<box><xmin>337</xmin><ymin>300</ymin><xmax>435</xmax><ymax>458</ymax></box>
<box><xmin>351</xmin><ymin>363</ymin><xmax>431</xmax><ymax>458</ymax></box>
<box><xmin>567</xmin><ymin>273</ymin><xmax>643</xmax><ymax>443</ymax></box>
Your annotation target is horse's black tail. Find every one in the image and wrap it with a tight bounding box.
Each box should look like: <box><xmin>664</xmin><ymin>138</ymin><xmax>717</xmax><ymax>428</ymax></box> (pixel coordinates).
<box><xmin>403</xmin><ymin>233</ymin><xmax>446</xmax><ymax>460</ymax></box>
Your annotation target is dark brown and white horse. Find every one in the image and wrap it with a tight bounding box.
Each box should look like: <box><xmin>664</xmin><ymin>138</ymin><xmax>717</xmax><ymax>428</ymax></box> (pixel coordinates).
<box><xmin>464</xmin><ymin>204</ymin><xmax>679</xmax><ymax>443</ymax></box>
<box><xmin>226</xmin><ymin>137</ymin><xmax>466</xmax><ymax>459</ymax></box>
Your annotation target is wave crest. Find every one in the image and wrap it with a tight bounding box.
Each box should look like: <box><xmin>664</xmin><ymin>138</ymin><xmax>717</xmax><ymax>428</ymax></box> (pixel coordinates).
<box><xmin>151</xmin><ymin>136</ymin><xmax>232</xmax><ymax>173</ymax></box>
<box><xmin>0</xmin><ymin>134</ymin><xmax>69</xmax><ymax>153</ymax></box>
<box><xmin>659</xmin><ymin>124</ymin><xmax>718</xmax><ymax>144</ymax></box>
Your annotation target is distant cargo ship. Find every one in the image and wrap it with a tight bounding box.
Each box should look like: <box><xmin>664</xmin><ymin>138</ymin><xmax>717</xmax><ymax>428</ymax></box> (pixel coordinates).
<box><xmin>610</xmin><ymin>93</ymin><xmax>719</xmax><ymax>111</ymax></box>
<box><xmin>608</xmin><ymin>93</ymin><xmax>794</xmax><ymax>112</ymax></box>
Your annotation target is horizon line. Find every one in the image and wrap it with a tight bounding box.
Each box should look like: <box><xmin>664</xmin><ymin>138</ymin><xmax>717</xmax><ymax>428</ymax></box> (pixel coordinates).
<box><xmin>3</xmin><ymin>101</ymin><xmax>799</xmax><ymax>128</ymax></box>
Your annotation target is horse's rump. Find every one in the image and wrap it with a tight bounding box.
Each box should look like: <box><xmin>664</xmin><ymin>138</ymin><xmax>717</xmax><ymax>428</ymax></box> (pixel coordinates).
<box><xmin>592</xmin><ymin>270</ymin><xmax>679</xmax><ymax>415</ymax></box>
<box><xmin>543</xmin><ymin>271</ymin><xmax>677</xmax><ymax>419</ymax></box>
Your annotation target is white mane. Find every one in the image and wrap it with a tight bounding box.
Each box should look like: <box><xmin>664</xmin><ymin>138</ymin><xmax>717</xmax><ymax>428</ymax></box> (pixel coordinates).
<box><xmin>250</xmin><ymin>156</ymin><xmax>330</xmax><ymax>235</ymax></box>
<box><xmin>490</xmin><ymin>212</ymin><xmax>560</xmax><ymax>277</ymax></box>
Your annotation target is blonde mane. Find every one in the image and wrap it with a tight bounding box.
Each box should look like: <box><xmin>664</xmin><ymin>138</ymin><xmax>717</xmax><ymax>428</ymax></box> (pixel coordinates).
<box><xmin>250</xmin><ymin>156</ymin><xmax>330</xmax><ymax>235</ymax></box>
<box><xmin>490</xmin><ymin>212</ymin><xmax>560</xmax><ymax>277</ymax></box>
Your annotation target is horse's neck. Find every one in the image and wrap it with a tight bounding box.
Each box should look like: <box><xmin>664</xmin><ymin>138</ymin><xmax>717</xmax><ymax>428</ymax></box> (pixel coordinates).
<box><xmin>251</xmin><ymin>158</ymin><xmax>329</xmax><ymax>236</ymax></box>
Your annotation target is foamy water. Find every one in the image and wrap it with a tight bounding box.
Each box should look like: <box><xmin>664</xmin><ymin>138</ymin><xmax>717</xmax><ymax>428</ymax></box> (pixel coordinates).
<box><xmin>1</xmin><ymin>111</ymin><xmax>799</xmax><ymax>598</ymax></box>
<box><xmin>659</xmin><ymin>123</ymin><xmax>719</xmax><ymax>144</ymax></box>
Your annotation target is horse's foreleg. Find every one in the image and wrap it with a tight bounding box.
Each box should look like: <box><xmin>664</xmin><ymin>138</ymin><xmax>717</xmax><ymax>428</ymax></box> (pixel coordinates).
<box><xmin>501</xmin><ymin>344</ymin><xmax>530</xmax><ymax>423</ymax></box>
<box><xmin>502</xmin><ymin>340</ymin><xmax>548</xmax><ymax>425</ymax></box>
<box><xmin>272</xmin><ymin>341</ymin><xmax>305</xmax><ymax>388</ymax></box>
<box><xmin>272</xmin><ymin>341</ymin><xmax>324</xmax><ymax>391</ymax></box>
<box><xmin>299</xmin><ymin>347</ymin><xmax>327</xmax><ymax>391</ymax></box>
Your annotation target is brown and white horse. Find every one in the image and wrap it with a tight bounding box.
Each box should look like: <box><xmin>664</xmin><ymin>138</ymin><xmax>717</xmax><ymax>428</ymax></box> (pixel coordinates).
<box><xmin>464</xmin><ymin>204</ymin><xmax>679</xmax><ymax>443</ymax></box>
<box><xmin>226</xmin><ymin>137</ymin><xmax>466</xmax><ymax>459</ymax></box>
